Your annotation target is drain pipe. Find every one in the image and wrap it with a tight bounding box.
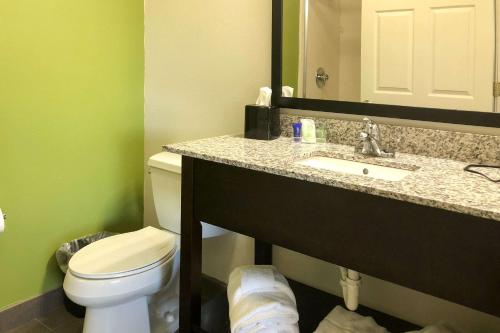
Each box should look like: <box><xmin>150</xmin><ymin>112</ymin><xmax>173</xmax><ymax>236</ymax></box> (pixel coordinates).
<box><xmin>339</xmin><ymin>267</ymin><xmax>361</xmax><ymax>311</ymax></box>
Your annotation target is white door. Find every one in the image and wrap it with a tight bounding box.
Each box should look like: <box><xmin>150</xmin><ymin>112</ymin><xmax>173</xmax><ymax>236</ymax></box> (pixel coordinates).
<box><xmin>361</xmin><ymin>0</ymin><xmax>495</xmax><ymax>112</ymax></box>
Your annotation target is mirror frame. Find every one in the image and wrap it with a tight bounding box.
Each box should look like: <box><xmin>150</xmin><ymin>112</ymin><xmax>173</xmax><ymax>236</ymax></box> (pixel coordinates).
<box><xmin>271</xmin><ymin>0</ymin><xmax>500</xmax><ymax>128</ymax></box>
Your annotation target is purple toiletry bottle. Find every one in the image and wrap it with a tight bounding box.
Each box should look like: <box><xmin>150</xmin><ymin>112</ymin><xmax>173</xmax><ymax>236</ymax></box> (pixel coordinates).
<box><xmin>292</xmin><ymin>122</ymin><xmax>302</xmax><ymax>142</ymax></box>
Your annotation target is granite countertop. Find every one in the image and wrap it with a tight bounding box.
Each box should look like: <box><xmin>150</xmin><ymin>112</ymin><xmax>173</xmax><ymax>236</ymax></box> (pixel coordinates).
<box><xmin>163</xmin><ymin>136</ymin><xmax>500</xmax><ymax>222</ymax></box>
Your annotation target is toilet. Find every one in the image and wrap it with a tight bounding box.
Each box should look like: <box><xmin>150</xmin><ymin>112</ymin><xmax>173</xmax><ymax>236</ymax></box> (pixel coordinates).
<box><xmin>63</xmin><ymin>152</ymin><xmax>227</xmax><ymax>333</ymax></box>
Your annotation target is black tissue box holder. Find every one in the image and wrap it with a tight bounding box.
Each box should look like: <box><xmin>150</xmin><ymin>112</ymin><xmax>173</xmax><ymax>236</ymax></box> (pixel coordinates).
<box><xmin>244</xmin><ymin>105</ymin><xmax>281</xmax><ymax>140</ymax></box>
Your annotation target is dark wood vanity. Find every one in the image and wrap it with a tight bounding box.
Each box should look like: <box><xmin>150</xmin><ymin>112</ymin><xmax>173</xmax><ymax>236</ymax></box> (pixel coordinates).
<box><xmin>179</xmin><ymin>155</ymin><xmax>500</xmax><ymax>332</ymax></box>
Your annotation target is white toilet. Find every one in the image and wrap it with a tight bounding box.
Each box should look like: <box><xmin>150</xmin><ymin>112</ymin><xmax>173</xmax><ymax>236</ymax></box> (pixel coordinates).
<box><xmin>63</xmin><ymin>152</ymin><xmax>227</xmax><ymax>333</ymax></box>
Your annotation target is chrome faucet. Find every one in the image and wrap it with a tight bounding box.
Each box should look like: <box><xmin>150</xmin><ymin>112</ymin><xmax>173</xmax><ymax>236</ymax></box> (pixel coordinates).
<box><xmin>355</xmin><ymin>118</ymin><xmax>395</xmax><ymax>158</ymax></box>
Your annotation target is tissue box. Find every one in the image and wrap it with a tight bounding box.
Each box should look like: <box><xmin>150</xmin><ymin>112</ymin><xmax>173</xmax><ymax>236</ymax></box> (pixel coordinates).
<box><xmin>244</xmin><ymin>105</ymin><xmax>281</xmax><ymax>140</ymax></box>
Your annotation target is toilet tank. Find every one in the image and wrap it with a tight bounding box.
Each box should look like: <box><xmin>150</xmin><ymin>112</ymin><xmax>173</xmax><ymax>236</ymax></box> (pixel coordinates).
<box><xmin>148</xmin><ymin>152</ymin><xmax>182</xmax><ymax>234</ymax></box>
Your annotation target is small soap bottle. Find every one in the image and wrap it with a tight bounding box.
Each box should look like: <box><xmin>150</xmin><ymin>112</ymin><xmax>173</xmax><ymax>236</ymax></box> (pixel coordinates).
<box><xmin>292</xmin><ymin>122</ymin><xmax>302</xmax><ymax>142</ymax></box>
<box><xmin>300</xmin><ymin>119</ymin><xmax>317</xmax><ymax>144</ymax></box>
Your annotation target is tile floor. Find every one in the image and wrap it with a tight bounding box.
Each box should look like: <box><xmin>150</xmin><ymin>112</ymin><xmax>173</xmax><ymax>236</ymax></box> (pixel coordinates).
<box><xmin>2</xmin><ymin>276</ymin><xmax>225</xmax><ymax>333</ymax></box>
<box><xmin>3</xmin><ymin>305</ymin><xmax>83</xmax><ymax>333</ymax></box>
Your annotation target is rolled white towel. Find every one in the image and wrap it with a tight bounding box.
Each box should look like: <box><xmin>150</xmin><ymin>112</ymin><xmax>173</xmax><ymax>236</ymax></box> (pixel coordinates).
<box><xmin>228</xmin><ymin>265</ymin><xmax>296</xmax><ymax>309</ymax></box>
<box><xmin>314</xmin><ymin>306</ymin><xmax>388</xmax><ymax>333</ymax></box>
<box><xmin>228</xmin><ymin>266</ymin><xmax>299</xmax><ymax>333</ymax></box>
<box><xmin>230</xmin><ymin>291</ymin><xmax>299</xmax><ymax>333</ymax></box>
<box><xmin>406</xmin><ymin>322</ymin><xmax>463</xmax><ymax>333</ymax></box>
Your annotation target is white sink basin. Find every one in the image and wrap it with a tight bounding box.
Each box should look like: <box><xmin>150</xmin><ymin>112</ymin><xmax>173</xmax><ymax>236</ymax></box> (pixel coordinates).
<box><xmin>296</xmin><ymin>156</ymin><xmax>414</xmax><ymax>181</ymax></box>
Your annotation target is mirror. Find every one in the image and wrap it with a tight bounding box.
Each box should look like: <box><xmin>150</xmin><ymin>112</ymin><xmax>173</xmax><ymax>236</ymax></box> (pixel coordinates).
<box><xmin>281</xmin><ymin>0</ymin><xmax>498</xmax><ymax>113</ymax></box>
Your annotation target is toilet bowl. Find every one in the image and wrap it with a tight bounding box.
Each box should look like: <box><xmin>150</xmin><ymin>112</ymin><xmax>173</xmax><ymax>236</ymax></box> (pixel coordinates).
<box><xmin>64</xmin><ymin>227</ymin><xmax>177</xmax><ymax>333</ymax></box>
<box><xmin>63</xmin><ymin>152</ymin><xmax>228</xmax><ymax>333</ymax></box>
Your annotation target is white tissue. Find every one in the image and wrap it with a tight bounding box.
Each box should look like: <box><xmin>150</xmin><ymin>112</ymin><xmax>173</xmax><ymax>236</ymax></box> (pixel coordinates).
<box><xmin>282</xmin><ymin>86</ymin><xmax>294</xmax><ymax>98</ymax></box>
<box><xmin>256</xmin><ymin>87</ymin><xmax>272</xmax><ymax>106</ymax></box>
<box><xmin>0</xmin><ymin>208</ymin><xmax>5</xmax><ymax>233</ymax></box>
<box><xmin>255</xmin><ymin>86</ymin><xmax>294</xmax><ymax>106</ymax></box>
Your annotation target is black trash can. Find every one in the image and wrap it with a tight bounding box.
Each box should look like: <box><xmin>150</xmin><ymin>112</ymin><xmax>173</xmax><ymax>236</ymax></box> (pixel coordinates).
<box><xmin>56</xmin><ymin>231</ymin><xmax>117</xmax><ymax>318</ymax></box>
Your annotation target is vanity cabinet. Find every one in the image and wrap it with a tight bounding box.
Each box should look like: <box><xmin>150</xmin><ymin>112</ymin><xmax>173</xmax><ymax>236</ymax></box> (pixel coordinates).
<box><xmin>179</xmin><ymin>156</ymin><xmax>500</xmax><ymax>332</ymax></box>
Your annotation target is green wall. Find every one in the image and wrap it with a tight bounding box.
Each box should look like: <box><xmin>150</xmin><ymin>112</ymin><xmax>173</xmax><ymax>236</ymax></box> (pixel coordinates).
<box><xmin>0</xmin><ymin>0</ymin><xmax>144</xmax><ymax>309</ymax></box>
<box><xmin>283</xmin><ymin>0</ymin><xmax>300</xmax><ymax>96</ymax></box>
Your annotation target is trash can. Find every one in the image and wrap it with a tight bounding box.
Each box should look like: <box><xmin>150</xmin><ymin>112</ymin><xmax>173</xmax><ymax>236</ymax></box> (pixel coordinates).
<box><xmin>56</xmin><ymin>231</ymin><xmax>117</xmax><ymax>318</ymax></box>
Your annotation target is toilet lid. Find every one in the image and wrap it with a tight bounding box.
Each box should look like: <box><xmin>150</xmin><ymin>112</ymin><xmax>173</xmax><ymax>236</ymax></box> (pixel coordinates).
<box><xmin>68</xmin><ymin>226</ymin><xmax>176</xmax><ymax>279</ymax></box>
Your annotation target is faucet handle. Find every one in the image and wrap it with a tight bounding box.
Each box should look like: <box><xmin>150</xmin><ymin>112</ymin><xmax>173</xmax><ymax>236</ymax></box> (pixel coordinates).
<box><xmin>362</xmin><ymin>117</ymin><xmax>374</xmax><ymax>135</ymax></box>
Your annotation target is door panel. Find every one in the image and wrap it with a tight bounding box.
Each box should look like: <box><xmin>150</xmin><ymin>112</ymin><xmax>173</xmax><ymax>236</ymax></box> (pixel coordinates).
<box><xmin>430</xmin><ymin>6</ymin><xmax>475</xmax><ymax>96</ymax></box>
<box><xmin>376</xmin><ymin>10</ymin><xmax>415</xmax><ymax>94</ymax></box>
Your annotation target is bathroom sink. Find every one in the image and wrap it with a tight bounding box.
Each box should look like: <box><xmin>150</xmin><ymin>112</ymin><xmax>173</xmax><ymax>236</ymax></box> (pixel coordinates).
<box><xmin>295</xmin><ymin>156</ymin><xmax>415</xmax><ymax>181</ymax></box>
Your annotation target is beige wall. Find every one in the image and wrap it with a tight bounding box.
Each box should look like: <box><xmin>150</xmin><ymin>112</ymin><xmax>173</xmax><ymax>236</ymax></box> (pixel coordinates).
<box><xmin>305</xmin><ymin>0</ymin><xmax>341</xmax><ymax>99</ymax></box>
<box><xmin>144</xmin><ymin>1</ymin><xmax>500</xmax><ymax>332</ymax></box>
<box><xmin>302</xmin><ymin>0</ymin><xmax>361</xmax><ymax>101</ymax></box>
<box><xmin>144</xmin><ymin>0</ymin><xmax>270</xmax><ymax>282</ymax></box>
<box><xmin>338</xmin><ymin>0</ymin><xmax>361</xmax><ymax>101</ymax></box>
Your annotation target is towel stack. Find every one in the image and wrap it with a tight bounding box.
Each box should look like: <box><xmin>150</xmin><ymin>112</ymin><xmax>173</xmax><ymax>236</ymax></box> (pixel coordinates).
<box><xmin>227</xmin><ymin>265</ymin><xmax>300</xmax><ymax>333</ymax></box>
<box><xmin>314</xmin><ymin>306</ymin><xmax>462</xmax><ymax>333</ymax></box>
<box><xmin>314</xmin><ymin>306</ymin><xmax>388</xmax><ymax>333</ymax></box>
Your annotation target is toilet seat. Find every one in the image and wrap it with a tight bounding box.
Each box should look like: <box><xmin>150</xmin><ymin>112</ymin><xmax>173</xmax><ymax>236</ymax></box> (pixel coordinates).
<box><xmin>69</xmin><ymin>227</ymin><xmax>176</xmax><ymax>279</ymax></box>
